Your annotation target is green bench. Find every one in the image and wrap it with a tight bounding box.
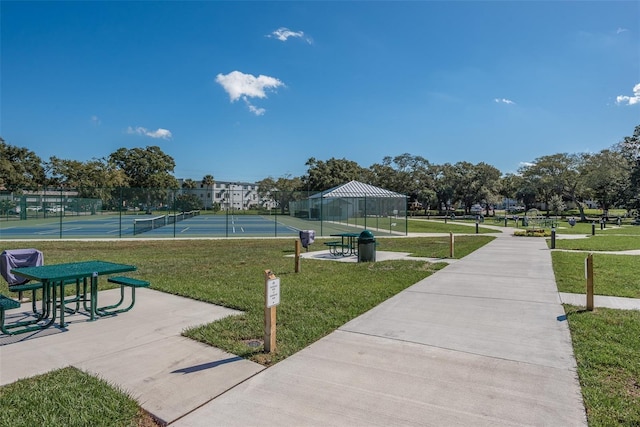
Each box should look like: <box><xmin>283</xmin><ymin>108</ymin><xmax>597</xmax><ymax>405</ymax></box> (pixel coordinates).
<box><xmin>9</xmin><ymin>281</ymin><xmax>44</xmax><ymax>314</ymax></box>
<box><xmin>324</xmin><ymin>241</ymin><xmax>351</xmax><ymax>256</ymax></box>
<box><xmin>0</xmin><ymin>294</ymin><xmax>22</xmax><ymax>335</ymax></box>
<box><xmin>98</xmin><ymin>276</ymin><xmax>150</xmax><ymax>315</ymax></box>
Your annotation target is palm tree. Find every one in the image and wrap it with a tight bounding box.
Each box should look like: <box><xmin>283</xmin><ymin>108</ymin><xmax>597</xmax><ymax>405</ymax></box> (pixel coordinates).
<box><xmin>202</xmin><ymin>174</ymin><xmax>215</xmax><ymax>210</ymax></box>
<box><xmin>182</xmin><ymin>179</ymin><xmax>196</xmax><ymax>192</ymax></box>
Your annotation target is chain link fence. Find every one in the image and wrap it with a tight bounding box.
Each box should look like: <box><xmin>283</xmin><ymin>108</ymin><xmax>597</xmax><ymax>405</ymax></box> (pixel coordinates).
<box><xmin>0</xmin><ymin>187</ymin><xmax>407</xmax><ymax>240</ymax></box>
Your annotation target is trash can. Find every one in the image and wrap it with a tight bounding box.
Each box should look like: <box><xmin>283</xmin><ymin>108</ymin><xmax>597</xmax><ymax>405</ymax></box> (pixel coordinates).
<box><xmin>357</xmin><ymin>230</ymin><xmax>376</xmax><ymax>262</ymax></box>
<box><xmin>299</xmin><ymin>230</ymin><xmax>315</xmax><ymax>251</ymax></box>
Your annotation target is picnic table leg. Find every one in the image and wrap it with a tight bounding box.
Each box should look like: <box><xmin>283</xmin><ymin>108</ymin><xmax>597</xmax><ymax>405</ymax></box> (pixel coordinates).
<box><xmin>90</xmin><ymin>274</ymin><xmax>98</xmax><ymax>321</ymax></box>
<box><xmin>59</xmin><ymin>280</ymin><xmax>66</xmax><ymax>327</ymax></box>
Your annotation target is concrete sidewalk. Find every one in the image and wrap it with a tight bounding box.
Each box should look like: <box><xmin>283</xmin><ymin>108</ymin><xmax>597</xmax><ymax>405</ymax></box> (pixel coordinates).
<box><xmin>174</xmin><ymin>234</ymin><xmax>588</xmax><ymax>426</ymax></box>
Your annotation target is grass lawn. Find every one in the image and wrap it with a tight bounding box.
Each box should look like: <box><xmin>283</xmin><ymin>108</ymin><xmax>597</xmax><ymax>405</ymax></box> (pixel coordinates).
<box><xmin>552</xmin><ymin>252</ymin><xmax>640</xmax><ymax>298</ymax></box>
<box><xmin>0</xmin><ymin>366</ymin><xmax>156</xmax><ymax>427</ymax></box>
<box><xmin>564</xmin><ymin>306</ymin><xmax>640</xmax><ymax>426</ymax></box>
<box><xmin>552</xmin><ymin>235</ymin><xmax>640</xmax><ymax>251</ymax></box>
<box><xmin>407</xmin><ymin>218</ymin><xmax>498</xmax><ymax>234</ymax></box>
<box><xmin>555</xmin><ymin>222</ymin><xmax>640</xmax><ymax>236</ymax></box>
<box><xmin>551</xmin><ymin>232</ymin><xmax>640</xmax><ymax>298</ymax></box>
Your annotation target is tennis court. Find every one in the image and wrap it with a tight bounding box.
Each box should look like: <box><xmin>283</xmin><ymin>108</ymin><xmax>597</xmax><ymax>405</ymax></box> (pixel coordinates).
<box><xmin>0</xmin><ymin>212</ymin><xmax>310</xmax><ymax>240</ymax></box>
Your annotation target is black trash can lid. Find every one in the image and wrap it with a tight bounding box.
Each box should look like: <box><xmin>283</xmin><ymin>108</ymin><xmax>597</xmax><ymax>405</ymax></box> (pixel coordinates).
<box><xmin>359</xmin><ymin>230</ymin><xmax>375</xmax><ymax>242</ymax></box>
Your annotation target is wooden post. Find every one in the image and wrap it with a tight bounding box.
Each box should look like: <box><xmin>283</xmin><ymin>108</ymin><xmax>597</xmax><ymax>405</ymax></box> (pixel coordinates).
<box><xmin>586</xmin><ymin>253</ymin><xmax>594</xmax><ymax>311</ymax></box>
<box><xmin>264</xmin><ymin>270</ymin><xmax>278</xmax><ymax>353</ymax></box>
<box><xmin>449</xmin><ymin>232</ymin><xmax>454</xmax><ymax>258</ymax></box>
<box><xmin>295</xmin><ymin>240</ymin><xmax>301</xmax><ymax>273</ymax></box>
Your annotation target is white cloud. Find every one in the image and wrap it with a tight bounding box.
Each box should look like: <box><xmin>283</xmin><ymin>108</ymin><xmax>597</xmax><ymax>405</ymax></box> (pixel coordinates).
<box><xmin>216</xmin><ymin>70</ymin><xmax>285</xmax><ymax>115</ymax></box>
<box><xmin>127</xmin><ymin>126</ymin><xmax>173</xmax><ymax>139</ymax></box>
<box><xmin>90</xmin><ymin>115</ymin><xmax>101</xmax><ymax>125</ymax></box>
<box><xmin>494</xmin><ymin>98</ymin><xmax>516</xmax><ymax>105</ymax></box>
<box><xmin>616</xmin><ymin>83</ymin><xmax>640</xmax><ymax>106</ymax></box>
<box><xmin>267</xmin><ymin>27</ymin><xmax>312</xmax><ymax>44</ymax></box>
<box><xmin>244</xmin><ymin>98</ymin><xmax>266</xmax><ymax>116</ymax></box>
<box><xmin>616</xmin><ymin>27</ymin><xmax>629</xmax><ymax>34</ymax></box>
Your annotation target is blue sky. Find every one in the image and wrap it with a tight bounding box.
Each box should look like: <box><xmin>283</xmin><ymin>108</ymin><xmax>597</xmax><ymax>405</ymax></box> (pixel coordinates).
<box><xmin>2</xmin><ymin>1</ymin><xmax>639</xmax><ymax>183</ymax></box>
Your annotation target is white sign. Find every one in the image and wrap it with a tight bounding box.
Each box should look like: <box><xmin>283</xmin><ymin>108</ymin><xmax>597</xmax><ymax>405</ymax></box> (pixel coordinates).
<box><xmin>266</xmin><ymin>277</ymin><xmax>280</xmax><ymax>308</ymax></box>
<box><xmin>585</xmin><ymin>257</ymin><xmax>587</xmax><ymax>279</ymax></box>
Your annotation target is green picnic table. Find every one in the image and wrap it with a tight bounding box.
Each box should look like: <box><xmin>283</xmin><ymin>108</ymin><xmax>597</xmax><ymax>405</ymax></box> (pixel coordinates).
<box><xmin>327</xmin><ymin>232</ymin><xmax>360</xmax><ymax>256</ymax></box>
<box><xmin>2</xmin><ymin>260</ymin><xmax>139</xmax><ymax>335</ymax></box>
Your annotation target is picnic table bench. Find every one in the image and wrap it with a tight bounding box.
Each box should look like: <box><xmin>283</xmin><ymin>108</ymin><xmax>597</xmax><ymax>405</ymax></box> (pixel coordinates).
<box><xmin>99</xmin><ymin>276</ymin><xmax>150</xmax><ymax>315</ymax></box>
<box><xmin>324</xmin><ymin>241</ymin><xmax>351</xmax><ymax>256</ymax></box>
<box><xmin>0</xmin><ymin>294</ymin><xmax>21</xmax><ymax>335</ymax></box>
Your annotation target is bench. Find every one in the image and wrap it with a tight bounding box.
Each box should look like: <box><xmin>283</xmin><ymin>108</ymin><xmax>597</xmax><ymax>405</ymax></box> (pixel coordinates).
<box><xmin>98</xmin><ymin>276</ymin><xmax>150</xmax><ymax>315</ymax></box>
<box><xmin>324</xmin><ymin>241</ymin><xmax>350</xmax><ymax>256</ymax></box>
<box><xmin>0</xmin><ymin>294</ymin><xmax>21</xmax><ymax>335</ymax></box>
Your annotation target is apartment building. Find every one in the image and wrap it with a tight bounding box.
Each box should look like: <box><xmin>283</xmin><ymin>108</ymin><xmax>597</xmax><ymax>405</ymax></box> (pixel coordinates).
<box><xmin>178</xmin><ymin>179</ymin><xmax>261</xmax><ymax>210</ymax></box>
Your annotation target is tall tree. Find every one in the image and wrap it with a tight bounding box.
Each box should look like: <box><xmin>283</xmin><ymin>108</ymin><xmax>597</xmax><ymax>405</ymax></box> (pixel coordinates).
<box><xmin>450</xmin><ymin>161</ymin><xmax>501</xmax><ymax>214</ymax></box>
<box><xmin>0</xmin><ymin>138</ymin><xmax>45</xmax><ymax>191</ymax></box>
<box><xmin>579</xmin><ymin>149</ymin><xmax>630</xmax><ymax>215</ymax></box>
<box><xmin>369</xmin><ymin>154</ymin><xmax>435</xmax><ymax>211</ymax></box>
<box><xmin>432</xmin><ymin>163</ymin><xmax>456</xmax><ymax>213</ymax></box>
<box><xmin>201</xmin><ymin>174</ymin><xmax>215</xmax><ymax>210</ymax></box>
<box><xmin>182</xmin><ymin>179</ymin><xmax>197</xmax><ymax>191</ymax></box>
<box><xmin>303</xmin><ymin>157</ymin><xmax>365</xmax><ymax>191</ymax></box>
<box><xmin>109</xmin><ymin>146</ymin><xmax>178</xmax><ymax>209</ymax></box>
<box><xmin>256</xmin><ymin>174</ymin><xmax>303</xmax><ymax>215</ymax></box>
<box><xmin>616</xmin><ymin>124</ymin><xmax>640</xmax><ymax>210</ymax></box>
<box><xmin>520</xmin><ymin>153</ymin><xmax>585</xmax><ymax>217</ymax></box>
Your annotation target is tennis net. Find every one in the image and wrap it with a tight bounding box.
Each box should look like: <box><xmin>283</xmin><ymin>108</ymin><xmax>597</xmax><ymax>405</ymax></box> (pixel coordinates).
<box><xmin>133</xmin><ymin>215</ymin><xmax>167</xmax><ymax>235</ymax></box>
<box><xmin>167</xmin><ymin>210</ymin><xmax>200</xmax><ymax>224</ymax></box>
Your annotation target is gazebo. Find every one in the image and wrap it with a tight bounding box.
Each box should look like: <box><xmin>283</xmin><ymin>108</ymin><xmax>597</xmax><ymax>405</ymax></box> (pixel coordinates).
<box><xmin>289</xmin><ymin>180</ymin><xmax>407</xmax><ymax>235</ymax></box>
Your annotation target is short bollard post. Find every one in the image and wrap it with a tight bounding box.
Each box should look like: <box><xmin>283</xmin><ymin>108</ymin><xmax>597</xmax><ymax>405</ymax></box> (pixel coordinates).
<box><xmin>592</xmin><ymin>222</ymin><xmax>595</xmax><ymax>236</ymax></box>
<box><xmin>585</xmin><ymin>253</ymin><xmax>594</xmax><ymax>311</ymax></box>
<box><xmin>600</xmin><ymin>219</ymin><xmax>604</xmax><ymax>230</ymax></box>
<box><xmin>504</xmin><ymin>216</ymin><xmax>507</xmax><ymax>227</ymax></box>
<box><xmin>475</xmin><ymin>220</ymin><xmax>479</xmax><ymax>234</ymax></box>
<box><xmin>551</xmin><ymin>227</ymin><xmax>556</xmax><ymax>249</ymax></box>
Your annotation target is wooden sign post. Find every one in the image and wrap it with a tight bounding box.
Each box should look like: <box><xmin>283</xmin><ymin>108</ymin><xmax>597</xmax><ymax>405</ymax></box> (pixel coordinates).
<box><xmin>264</xmin><ymin>270</ymin><xmax>280</xmax><ymax>353</ymax></box>
<box><xmin>295</xmin><ymin>240</ymin><xmax>301</xmax><ymax>273</ymax></box>
<box><xmin>585</xmin><ymin>253</ymin><xmax>594</xmax><ymax>311</ymax></box>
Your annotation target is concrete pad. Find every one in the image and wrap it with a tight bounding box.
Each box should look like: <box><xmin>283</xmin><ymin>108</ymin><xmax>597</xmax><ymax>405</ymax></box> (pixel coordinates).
<box><xmin>0</xmin><ymin>287</ymin><xmax>264</xmax><ymax>425</ymax></box>
<box><xmin>77</xmin><ymin>336</ymin><xmax>263</xmax><ymax>425</ymax></box>
<box><xmin>174</xmin><ymin>331</ymin><xmax>586</xmax><ymax>427</ymax></box>
<box><xmin>1</xmin><ymin>288</ymin><xmax>243</xmax><ymax>385</ymax></box>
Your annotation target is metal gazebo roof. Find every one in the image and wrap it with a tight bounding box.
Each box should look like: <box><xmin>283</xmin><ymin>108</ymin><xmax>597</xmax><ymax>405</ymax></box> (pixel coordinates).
<box><xmin>310</xmin><ymin>180</ymin><xmax>405</xmax><ymax>198</ymax></box>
